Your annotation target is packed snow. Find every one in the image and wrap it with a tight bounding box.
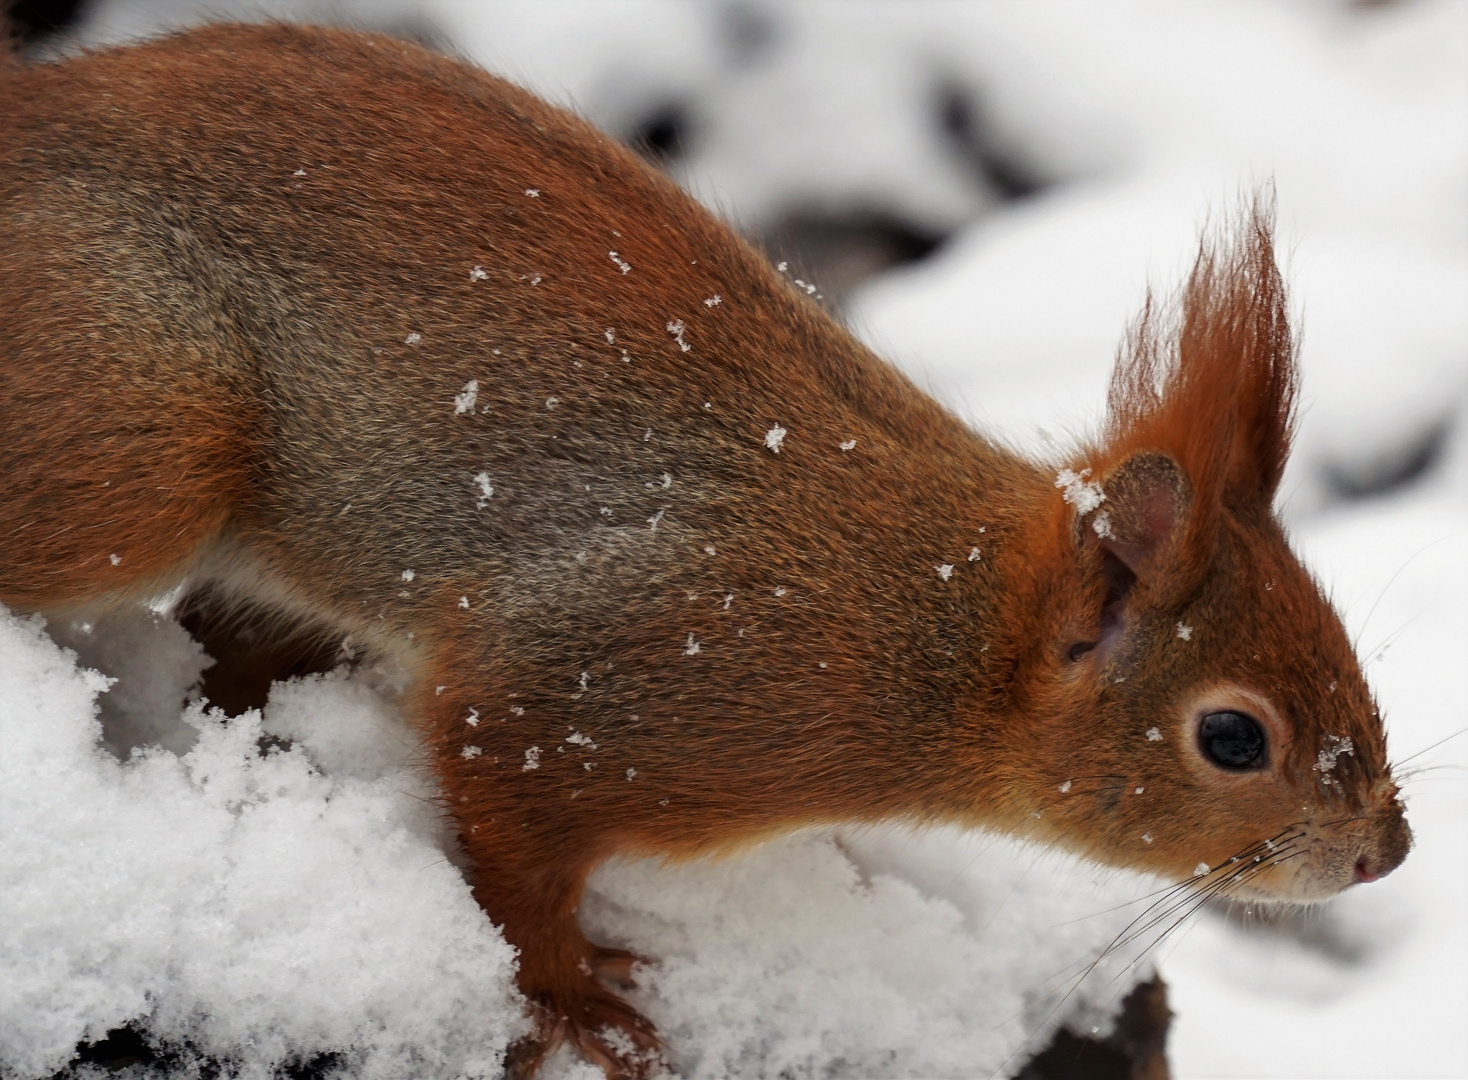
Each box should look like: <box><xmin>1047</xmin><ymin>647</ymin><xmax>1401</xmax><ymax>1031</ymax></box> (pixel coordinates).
<box><xmin>4</xmin><ymin>1</ymin><xmax>1465</xmax><ymax>1078</ymax></box>
<box><xmin>0</xmin><ymin>624</ymin><xmax>525</xmax><ymax>1079</ymax></box>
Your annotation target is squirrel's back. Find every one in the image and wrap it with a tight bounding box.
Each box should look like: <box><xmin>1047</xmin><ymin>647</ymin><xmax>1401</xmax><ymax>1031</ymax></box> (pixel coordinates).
<box><xmin>0</xmin><ymin>23</ymin><xmax>1031</xmax><ymax>640</ymax></box>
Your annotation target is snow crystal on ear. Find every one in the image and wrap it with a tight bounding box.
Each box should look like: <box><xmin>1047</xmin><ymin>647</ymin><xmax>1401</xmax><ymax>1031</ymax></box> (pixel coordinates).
<box><xmin>765</xmin><ymin>425</ymin><xmax>787</xmax><ymax>453</ymax></box>
<box><xmin>1055</xmin><ymin>468</ymin><xmax>1106</xmax><ymax>515</ymax></box>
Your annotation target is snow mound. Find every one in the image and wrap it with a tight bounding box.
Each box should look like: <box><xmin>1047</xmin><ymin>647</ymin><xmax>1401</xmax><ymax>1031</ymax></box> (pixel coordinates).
<box><xmin>584</xmin><ymin>828</ymin><xmax>1160</xmax><ymax>1079</ymax></box>
<box><xmin>0</xmin><ymin>610</ymin><xmax>525</xmax><ymax>1080</ymax></box>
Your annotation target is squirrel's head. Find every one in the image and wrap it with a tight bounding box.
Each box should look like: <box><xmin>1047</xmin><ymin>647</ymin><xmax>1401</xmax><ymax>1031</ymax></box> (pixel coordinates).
<box><xmin>1006</xmin><ymin>200</ymin><xmax>1409</xmax><ymax>903</ymax></box>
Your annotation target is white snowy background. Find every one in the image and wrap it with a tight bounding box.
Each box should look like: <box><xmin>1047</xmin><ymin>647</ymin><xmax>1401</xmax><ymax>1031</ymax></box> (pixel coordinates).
<box><xmin>2</xmin><ymin>2</ymin><xmax>1465</xmax><ymax>1078</ymax></box>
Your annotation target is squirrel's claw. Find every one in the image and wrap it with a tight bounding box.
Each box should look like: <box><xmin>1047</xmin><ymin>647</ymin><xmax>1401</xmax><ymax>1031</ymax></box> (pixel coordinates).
<box><xmin>591</xmin><ymin>945</ymin><xmax>650</xmax><ymax>990</ymax></box>
<box><xmin>507</xmin><ymin>980</ymin><xmax>666</xmax><ymax>1080</ymax></box>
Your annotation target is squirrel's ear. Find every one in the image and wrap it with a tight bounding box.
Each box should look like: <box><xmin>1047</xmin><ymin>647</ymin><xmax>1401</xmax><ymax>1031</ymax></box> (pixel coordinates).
<box><xmin>1101</xmin><ymin>195</ymin><xmax>1298</xmax><ymax>523</ymax></box>
<box><xmin>1091</xmin><ymin>453</ymin><xmax>1191</xmax><ymax>576</ymax></box>
<box><xmin>1060</xmin><ymin>452</ymin><xmax>1193</xmax><ymax>665</ymax></box>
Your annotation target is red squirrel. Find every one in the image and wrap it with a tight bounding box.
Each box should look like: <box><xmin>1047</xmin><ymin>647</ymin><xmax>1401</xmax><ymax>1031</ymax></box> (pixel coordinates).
<box><xmin>0</xmin><ymin>22</ymin><xmax>1411</xmax><ymax>1078</ymax></box>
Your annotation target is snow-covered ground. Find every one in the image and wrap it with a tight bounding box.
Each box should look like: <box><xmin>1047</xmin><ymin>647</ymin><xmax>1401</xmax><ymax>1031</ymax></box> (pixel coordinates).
<box><xmin>3</xmin><ymin>2</ymin><xmax>1465</xmax><ymax>1077</ymax></box>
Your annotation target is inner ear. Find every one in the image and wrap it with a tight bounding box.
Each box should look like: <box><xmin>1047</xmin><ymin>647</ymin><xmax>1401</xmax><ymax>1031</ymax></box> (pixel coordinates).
<box><xmin>1089</xmin><ymin>452</ymin><xmax>1191</xmax><ymax>576</ymax></box>
<box><xmin>1067</xmin><ymin>546</ymin><xmax>1137</xmax><ymax>662</ymax></box>
<box><xmin>1064</xmin><ymin>454</ymin><xmax>1187</xmax><ymax>664</ymax></box>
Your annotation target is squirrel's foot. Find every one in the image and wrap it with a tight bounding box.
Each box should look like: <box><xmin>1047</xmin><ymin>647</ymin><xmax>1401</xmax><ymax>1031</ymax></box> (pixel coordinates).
<box><xmin>507</xmin><ymin>980</ymin><xmax>665</xmax><ymax>1080</ymax></box>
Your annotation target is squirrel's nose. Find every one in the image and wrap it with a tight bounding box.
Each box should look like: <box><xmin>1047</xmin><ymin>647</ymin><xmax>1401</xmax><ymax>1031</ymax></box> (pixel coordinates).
<box><xmin>1354</xmin><ymin>809</ymin><xmax>1412</xmax><ymax>884</ymax></box>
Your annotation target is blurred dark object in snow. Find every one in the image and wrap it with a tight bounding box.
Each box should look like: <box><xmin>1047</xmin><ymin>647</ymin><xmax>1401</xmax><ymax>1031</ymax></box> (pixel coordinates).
<box><xmin>1016</xmin><ymin>976</ymin><xmax>1173</xmax><ymax>1080</ymax></box>
<box><xmin>720</xmin><ymin>0</ymin><xmax>779</xmax><ymax>68</ymax></box>
<box><xmin>52</xmin><ymin>1025</ymin><xmax>342</xmax><ymax>1079</ymax></box>
<box><xmin>1324</xmin><ymin>412</ymin><xmax>1456</xmax><ymax>502</ymax></box>
<box><xmin>935</xmin><ymin>79</ymin><xmax>1049</xmax><ymax>203</ymax></box>
<box><xmin>759</xmin><ymin>212</ymin><xmax>945</xmax><ymax>312</ymax></box>
<box><xmin>8</xmin><ymin>0</ymin><xmax>89</xmax><ymax>44</ymax></box>
<box><xmin>729</xmin><ymin>80</ymin><xmax>1048</xmax><ymax>312</ymax></box>
<box><xmin>627</xmin><ymin>101</ymin><xmax>693</xmax><ymax>165</ymax></box>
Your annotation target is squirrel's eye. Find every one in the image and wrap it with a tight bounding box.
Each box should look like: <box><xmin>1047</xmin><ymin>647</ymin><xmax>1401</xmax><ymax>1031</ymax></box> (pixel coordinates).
<box><xmin>1198</xmin><ymin>711</ymin><xmax>1266</xmax><ymax>770</ymax></box>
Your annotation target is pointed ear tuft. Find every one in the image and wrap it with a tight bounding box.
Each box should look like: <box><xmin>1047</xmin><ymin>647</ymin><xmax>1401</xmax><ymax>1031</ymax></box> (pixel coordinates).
<box><xmin>1102</xmin><ymin>192</ymin><xmax>1299</xmax><ymax>518</ymax></box>
<box><xmin>1088</xmin><ymin>453</ymin><xmax>1191</xmax><ymax>575</ymax></box>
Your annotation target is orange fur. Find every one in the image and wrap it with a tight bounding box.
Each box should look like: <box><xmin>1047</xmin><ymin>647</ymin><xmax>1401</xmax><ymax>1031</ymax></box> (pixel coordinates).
<box><xmin>0</xmin><ymin>24</ymin><xmax>1408</xmax><ymax>1077</ymax></box>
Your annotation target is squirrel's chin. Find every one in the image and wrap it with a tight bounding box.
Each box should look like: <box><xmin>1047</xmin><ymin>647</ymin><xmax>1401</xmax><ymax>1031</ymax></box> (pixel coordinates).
<box><xmin>1206</xmin><ymin>860</ymin><xmax>1356</xmax><ymax>905</ymax></box>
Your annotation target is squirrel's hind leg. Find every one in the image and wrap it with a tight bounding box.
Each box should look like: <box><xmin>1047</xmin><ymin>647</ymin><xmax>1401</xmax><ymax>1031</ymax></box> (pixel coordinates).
<box><xmin>0</xmin><ymin>204</ymin><xmax>261</xmax><ymax>613</ymax></box>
